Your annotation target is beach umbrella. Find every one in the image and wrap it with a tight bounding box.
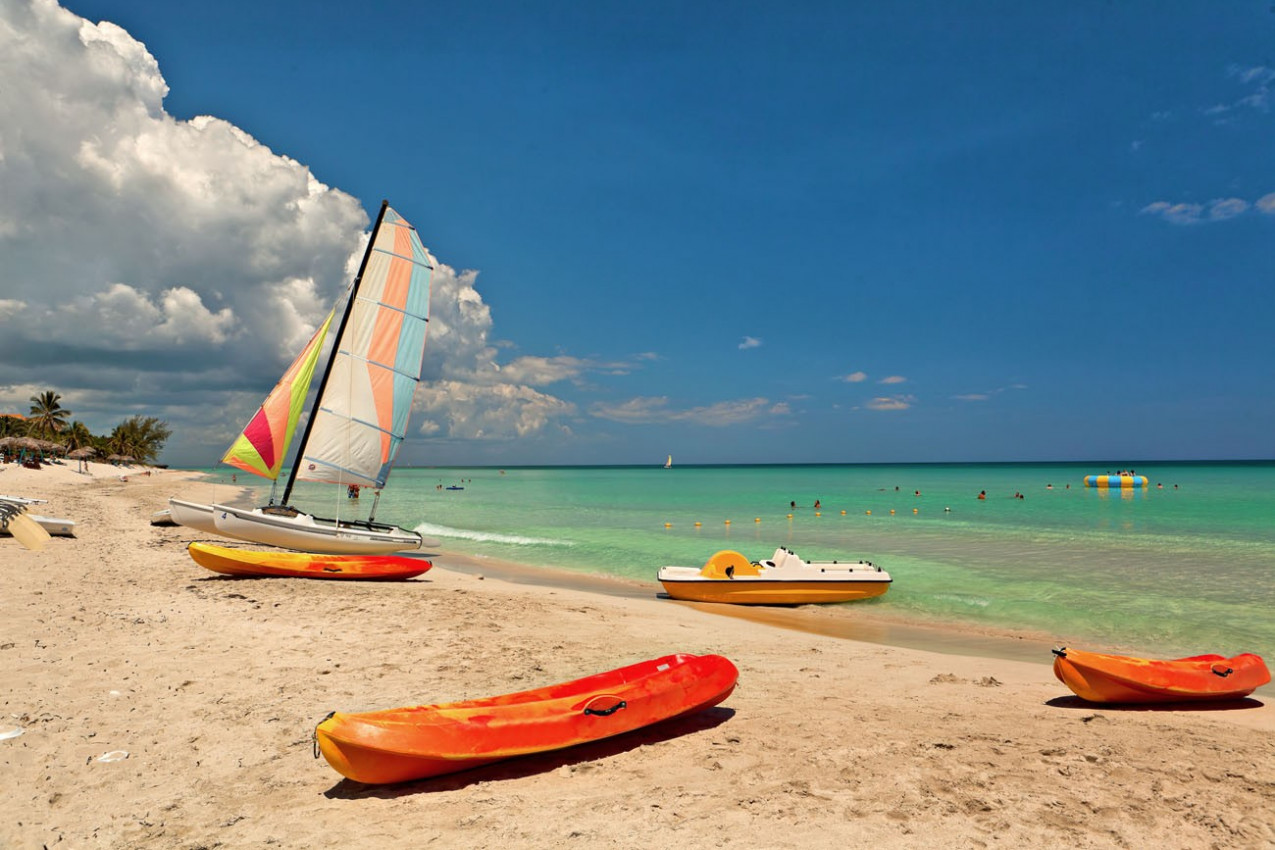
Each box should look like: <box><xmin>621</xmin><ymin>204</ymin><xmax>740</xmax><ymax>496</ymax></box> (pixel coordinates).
<box><xmin>67</xmin><ymin>447</ymin><xmax>96</xmax><ymax>459</ymax></box>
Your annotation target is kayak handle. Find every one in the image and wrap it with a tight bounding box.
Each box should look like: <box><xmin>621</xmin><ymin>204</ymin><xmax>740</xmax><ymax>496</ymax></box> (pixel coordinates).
<box><xmin>313</xmin><ymin>711</ymin><xmax>335</xmax><ymax>758</ymax></box>
<box><xmin>1211</xmin><ymin>665</ymin><xmax>1234</xmax><ymax>678</ymax></box>
<box><xmin>582</xmin><ymin>696</ymin><xmax>627</xmax><ymax>717</ymax></box>
<box><xmin>1051</xmin><ymin>648</ymin><xmax>1067</xmax><ymax>658</ymax></box>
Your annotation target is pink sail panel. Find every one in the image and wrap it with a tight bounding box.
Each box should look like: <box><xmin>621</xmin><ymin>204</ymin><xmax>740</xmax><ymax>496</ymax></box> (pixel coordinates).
<box><xmin>296</xmin><ymin>206</ymin><xmax>432</xmax><ymax>489</ymax></box>
<box><xmin>222</xmin><ymin>309</ymin><xmax>336</xmax><ymax>480</ymax></box>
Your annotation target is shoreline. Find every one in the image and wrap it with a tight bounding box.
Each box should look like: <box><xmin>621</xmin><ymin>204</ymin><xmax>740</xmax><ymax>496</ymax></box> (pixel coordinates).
<box><xmin>433</xmin><ymin>549</ymin><xmax>1063</xmax><ymax>667</ymax></box>
<box><xmin>5</xmin><ymin>462</ymin><xmax>1274</xmax><ymax>848</ymax></box>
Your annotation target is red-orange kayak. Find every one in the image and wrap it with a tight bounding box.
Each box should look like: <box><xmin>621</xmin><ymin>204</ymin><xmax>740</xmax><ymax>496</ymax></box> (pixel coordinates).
<box><xmin>315</xmin><ymin>653</ymin><xmax>739</xmax><ymax>784</ymax></box>
<box><xmin>1052</xmin><ymin>647</ymin><xmax>1270</xmax><ymax>704</ymax></box>
<box><xmin>187</xmin><ymin>541</ymin><xmax>431</xmax><ymax>580</ymax></box>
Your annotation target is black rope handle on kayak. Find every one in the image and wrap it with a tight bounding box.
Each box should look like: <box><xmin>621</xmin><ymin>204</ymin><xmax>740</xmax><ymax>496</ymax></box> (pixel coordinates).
<box><xmin>1052</xmin><ymin>647</ymin><xmax>1068</xmax><ymax>658</ymax></box>
<box><xmin>313</xmin><ymin>711</ymin><xmax>335</xmax><ymax>758</ymax></box>
<box><xmin>582</xmin><ymin>697</ymin><xmax>627</xmax><ymax>717</ymax></box>
<box><xmin>1211</xmin><ymin>665</ymin><xmax>1234</xmax><ymax>678</ymax></box>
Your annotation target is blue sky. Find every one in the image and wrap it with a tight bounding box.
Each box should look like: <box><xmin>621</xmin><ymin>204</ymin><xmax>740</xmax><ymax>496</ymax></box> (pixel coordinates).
<box><xmin>1</xmin><ymin>1</ymin><xmax>1273</xmax><ymax>466</ymax></box>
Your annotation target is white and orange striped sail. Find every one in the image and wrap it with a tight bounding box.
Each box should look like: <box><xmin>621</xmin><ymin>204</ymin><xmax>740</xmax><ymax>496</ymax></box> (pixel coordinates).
<box><xmin>290</xmin><ymin>204</ymin><xmax>432</xmax><ymax>492</ymax></box>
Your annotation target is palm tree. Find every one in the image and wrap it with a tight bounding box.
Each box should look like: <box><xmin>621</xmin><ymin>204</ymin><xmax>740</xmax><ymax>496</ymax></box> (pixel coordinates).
<box><xmin>63</xmin><ymin>421</ymin><xmax>95</xmax><ymax>452</ymax></box>
<box><xmin>107</xmin><ymin>415</ymin><xmax>172</xmax><ymax>465</ymax></box>
<box><xmin>28</xmin><ymin>391</ymin><xmax>70</xmax><ymax>439</ymax></box>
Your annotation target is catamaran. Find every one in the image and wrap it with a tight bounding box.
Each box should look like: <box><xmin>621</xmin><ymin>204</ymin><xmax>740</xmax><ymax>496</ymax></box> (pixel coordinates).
<box><xmin>170</xmin><ymin>201</ymin><xmax>432</xmax><ymax>554</ymax></box>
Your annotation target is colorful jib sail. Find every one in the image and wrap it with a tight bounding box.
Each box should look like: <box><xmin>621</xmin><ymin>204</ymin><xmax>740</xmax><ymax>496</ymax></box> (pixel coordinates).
<box><xmin>221</xmin><ymin>308</ymin><xmax>336</xmax><ymax>481</ymax></box>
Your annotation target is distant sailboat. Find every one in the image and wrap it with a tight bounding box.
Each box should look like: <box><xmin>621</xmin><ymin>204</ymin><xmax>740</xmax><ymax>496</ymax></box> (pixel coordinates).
<box><xmin>171</xmin><ymin>201</ymin><xmax>433</xmax><ymax>554</ymax></box>
<box><xmin>664</xmin><ymin>454</ymin><xmax>673</xmax><ymax>469</ymax></box>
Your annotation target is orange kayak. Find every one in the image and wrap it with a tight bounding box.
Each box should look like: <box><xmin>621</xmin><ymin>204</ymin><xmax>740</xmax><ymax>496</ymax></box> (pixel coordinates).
<box><xmin>315</xmin><ymin>653</ymin><xmax>739</xmax><ymax>784</ymax></box>
<box><xmin>1052</xmin><ymin>647</ymin><xmax>1270</xmax><ymax>704</ymax></box>
<box><xmin>187</xmin><ymin>541</ymin><xmax>431</xmax><ymax>580</ymax></box>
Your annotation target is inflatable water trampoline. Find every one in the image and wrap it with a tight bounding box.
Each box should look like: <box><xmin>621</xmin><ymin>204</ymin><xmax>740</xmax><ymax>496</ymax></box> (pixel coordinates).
<box><xmin>1084</xmin><ymin>474</ymin><xmax>1148</xmax><ymax>488</ymax></box>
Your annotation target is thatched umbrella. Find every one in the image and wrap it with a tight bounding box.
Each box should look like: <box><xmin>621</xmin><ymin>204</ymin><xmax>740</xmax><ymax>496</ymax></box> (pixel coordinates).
<box><xmin>67</xmin><ymin>445</ymin><xmax>96</xmax><ymax>472</ymax></box>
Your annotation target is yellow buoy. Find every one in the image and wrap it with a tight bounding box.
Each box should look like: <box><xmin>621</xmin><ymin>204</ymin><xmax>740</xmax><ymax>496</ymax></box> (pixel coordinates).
<box><xmin>786</xmin><ymin>513</ymin><xmax>793</xmax><ymax>519</ymax></box>
<box><xmin>694</xmin><ymin>521</ymin><xmax>702</xmax><ymax>527</ymax></box>
<box><xmin>913</xmin><ymin>508</ymin><xmax>918</xmax><ymax>514</ymax></box>
<box><xmin>815</xmin><ymin>511</ymin><xmax>821</xmax><ymax>517</ymax></box>
<box><xmin>724</xmin><ymin>519</ymin><xmax>731</xmax><ymax>525</ymax></box>
<box><xmin>840</xmin><ymin>510</ymin><xmax>846</xmax><ymax>515</ymax></box>
<box><xmin>664</xmin><ymin>522</ymin><xmax>671</xmax><ymax>528</ymax></box>
<box><xmin>889</xmin><ymin>509</ymin><xmax>895</xmax><ymax>515</ymax></box>
<box><xmin>865</xmin><ymin>510</ymin><xmax>871</xmax><ymax>515</ymax></box>
<box><xmin>754</xmin><ymin>517</ymin><xmax>761</xmax><ymax>523</ymax></box>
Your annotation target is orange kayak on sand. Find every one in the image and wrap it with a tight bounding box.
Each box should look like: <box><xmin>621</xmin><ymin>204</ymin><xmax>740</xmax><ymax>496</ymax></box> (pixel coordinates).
<box><xmin>1052</xmin><ymin>647</ymin><xmax>1270</xmax><ymax>704</ymax></box>
<box><xmin>187</xmin><ymin>541</ymin><xmax>431</xmax><ymax>580</ymax></box>
<box><xmin>314</xmin><ymin>653</ymin><xmax>739</xmax><ymax>784</ymax></box>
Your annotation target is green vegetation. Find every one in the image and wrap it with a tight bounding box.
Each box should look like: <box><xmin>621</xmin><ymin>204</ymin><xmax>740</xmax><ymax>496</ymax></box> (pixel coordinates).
<box><xmin>0</xmin><ymin>390</ymin><xmax>172</xmax><ymax>465</ymax></box>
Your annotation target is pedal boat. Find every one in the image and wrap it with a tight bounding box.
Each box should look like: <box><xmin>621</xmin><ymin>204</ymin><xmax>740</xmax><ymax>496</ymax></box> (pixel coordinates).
<box><xmin>187</xmin><ymin>541</ymin><xmax>431</xmax><ymax>580</ymax></box>
<box><xmin>657</xmin><ymin>547</ymin><xmax>891</xmax><ymax>605</ymax></box>
<box><xmin>314</xmin><ymin>653</ymin><xmax>738</xmax><ymax>784</ymax></box>
<box><xmin>1052</xmin><ymin>647</ymin><xmax>1270</xmax><ymax>704</ymax></box>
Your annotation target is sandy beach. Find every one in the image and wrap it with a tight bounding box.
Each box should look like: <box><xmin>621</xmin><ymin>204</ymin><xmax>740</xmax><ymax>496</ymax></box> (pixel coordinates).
<box><xmin>3</xmin><ymin>462</ymin><xmax>1273</xmax><ymax>849</ymax></box>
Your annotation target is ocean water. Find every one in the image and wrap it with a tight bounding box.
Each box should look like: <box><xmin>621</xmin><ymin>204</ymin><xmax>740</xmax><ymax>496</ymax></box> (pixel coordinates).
<box><xmin>207</xmin><ymin>462</ymin><xmax>1275</xmax><ymax>661</ymax></box>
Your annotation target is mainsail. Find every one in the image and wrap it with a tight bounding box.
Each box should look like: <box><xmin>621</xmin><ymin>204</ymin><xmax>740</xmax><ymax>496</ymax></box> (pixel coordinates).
<box><xmin>287</xmin><ymin>204</ymin><xmax>433</xmax><ymax>496</ymax></box>
<box><xmin>222</xmin><ymin>308</ymin><xmax>336</xmax><ymax>481</ymax></box>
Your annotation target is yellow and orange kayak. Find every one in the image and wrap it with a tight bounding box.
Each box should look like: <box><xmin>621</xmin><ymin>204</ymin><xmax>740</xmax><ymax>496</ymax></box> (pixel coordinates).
<box><xmin>1052</xmin><ymin>647</ymin><xmax>1270</xmax><ymax>704</ymax></box>
<box><xmin>315</xmin><ymin>653</ymin><xmax>738</xmax><ymax>784</ymax></box>
<box><xmin>187</xmin><ymin>541</ymin><xmax>431</xmax><ymax>580</ymax></box>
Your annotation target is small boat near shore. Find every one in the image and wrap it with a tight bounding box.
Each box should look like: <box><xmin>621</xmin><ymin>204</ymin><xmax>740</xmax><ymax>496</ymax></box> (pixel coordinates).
<box><xmin>1052</xmin><ymin>647</ymin><xmax>1270</xmax><ymax>704</ymax></box>
<box><xmin>658</xmin><ymin>547</ymin><xmax>891</xmax><ymax>605</ymax></box>
<box><xmin>314</xmin><ymin>653</ymin><xmax>739</xmax><ymax>784</ymax></box>
<box><xmin>187</xmin><ymin>541</ymin><xmax>431</xmax><ymax>580</ymax></box>
<box><xmin>0</xmin><ymin>498</ymin><xmax>52</xmax><ymax>550</ymax></box>
<box><xmin>1</xmin><ymin>496</ymin><xmax>73</xmax><ymax>538</ymax></box>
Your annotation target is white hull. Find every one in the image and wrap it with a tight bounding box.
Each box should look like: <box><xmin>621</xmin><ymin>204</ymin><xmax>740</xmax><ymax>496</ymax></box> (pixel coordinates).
<box><xmin>168</xmin><ymin>498</ymin><xmax>221</xmax><ymax>535</ymax></box>
<box><xmin>0</xmin><ymin>496</ymin><xmax>74</xmax><ymax>538</ymax></box>
<box><xmin>211</xmin><ymin>503</ymin><xmax>422</xmax><ymax>555</ymax></box>
<box><xmin>30</xmin><ymin>515</ymin><xmax>76</xmax><ymax>537</ymax></box>
<box><xmin>150</xmin><ymin>509</ymin><xmax>178</xmax><ymax>527</ymax></box>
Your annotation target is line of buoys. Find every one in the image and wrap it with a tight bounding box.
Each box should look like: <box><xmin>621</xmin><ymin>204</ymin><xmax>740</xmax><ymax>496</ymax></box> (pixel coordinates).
<box><xmin>666</xmin><ymin>504</ymin><xmax>947</xmax><ymax>527</ymax></box>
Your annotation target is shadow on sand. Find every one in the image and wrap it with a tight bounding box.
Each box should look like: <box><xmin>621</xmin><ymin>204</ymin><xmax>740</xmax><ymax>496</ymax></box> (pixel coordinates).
<box><xmin>1045</xmin><ymin>694</ymin><xmax>1265</xmax><ymax>713</ymax></box>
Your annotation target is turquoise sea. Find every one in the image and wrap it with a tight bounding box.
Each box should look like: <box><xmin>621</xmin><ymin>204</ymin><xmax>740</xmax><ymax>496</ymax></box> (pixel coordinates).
<box><xmin>206</xmin><ymin>461</ymin><xmax>1274</xmax><ymax>661</ymax></box>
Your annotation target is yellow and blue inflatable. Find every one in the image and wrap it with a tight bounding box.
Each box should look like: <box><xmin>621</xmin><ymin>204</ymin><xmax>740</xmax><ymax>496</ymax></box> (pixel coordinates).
<box><xmin>1084</xmin><ymin>474</ymin><xmax>1148</xmax><ymax>488</ymax></box>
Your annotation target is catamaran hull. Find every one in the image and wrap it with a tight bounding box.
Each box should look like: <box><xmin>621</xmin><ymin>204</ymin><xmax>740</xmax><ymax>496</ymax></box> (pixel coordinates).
<box><xmin>314</xmin><ymin>653</ymin><xmax>738</xmax><ymax>784</ymax></box>
<box><xmin>187</xmin><ymin>541</ymin><xmax>431</xmax><ymax>580</ymax></box>
<box><xmin>168</xmin><ymin>498</ymin><xmax>221</xmax><ymax>535</ymax></box>
<box><xmin>211</xmin><ymin>503</ymin><xmax>422</xmax><ymax>555</ymax></box>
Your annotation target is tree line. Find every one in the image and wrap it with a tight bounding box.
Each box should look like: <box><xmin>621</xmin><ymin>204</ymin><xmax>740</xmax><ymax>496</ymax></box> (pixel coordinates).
<box><xmin>1</xmin><ymin>390</ymin><xmax>172</xmax><ymax>465</ymax></box>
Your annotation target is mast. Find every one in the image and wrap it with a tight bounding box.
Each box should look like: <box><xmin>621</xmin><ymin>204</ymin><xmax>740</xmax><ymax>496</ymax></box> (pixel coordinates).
<box><xmin>280</xmin><ymin>200</ymin><xmax>389</xmax><ymax>506</ymax></box>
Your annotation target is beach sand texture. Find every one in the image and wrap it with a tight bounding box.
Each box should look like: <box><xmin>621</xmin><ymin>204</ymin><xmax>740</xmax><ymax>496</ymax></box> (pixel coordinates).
<box><xmin>3</xmin><ymin>462</ymin><xmax>1274</xmax><ymax>849</ymax></box>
